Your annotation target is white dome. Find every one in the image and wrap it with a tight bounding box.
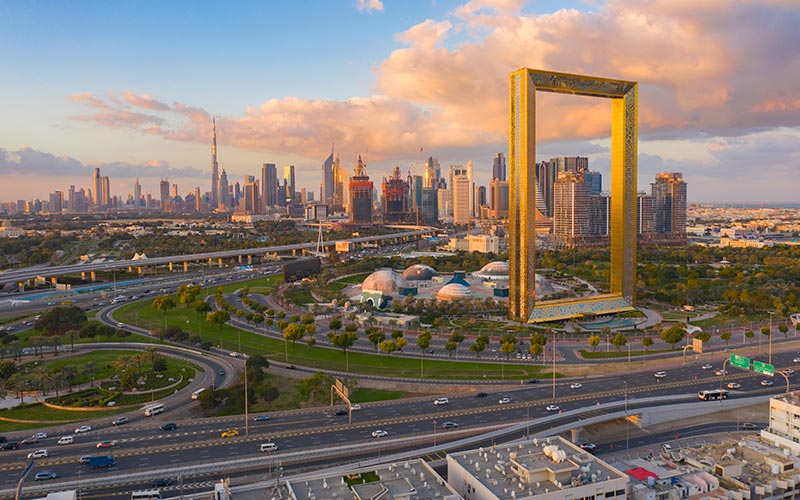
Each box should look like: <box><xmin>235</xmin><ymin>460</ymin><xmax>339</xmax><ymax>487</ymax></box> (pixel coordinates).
<box><xmin>402</xmin><ymin>264</ymin><xmax>438</xmax><ymax>281</ymax></box>
<box><xmin>535</xmin><ymin>274</ymin><xmax>555</xmax><ymax>296</ymax></box>
<box><xmin>473</xmin><ymin>261</ymin><xmax>509</xmax><ymax>280</ymax></box>
<box><xmin>361</xmin><ymin>269</ymin><xmax>409</xmax><ymax>295</ymax></box>
<box><xmin>437</xmin><ymin>283</ymin><xmax>474</xmax><ymax>301</ymax></box>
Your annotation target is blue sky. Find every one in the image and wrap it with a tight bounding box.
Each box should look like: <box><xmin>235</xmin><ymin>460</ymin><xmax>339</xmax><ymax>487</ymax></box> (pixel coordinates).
<box><xmin>1</xmin><ymin>0</ymin><xmax>798</xmax><ymax>203</ymax></box>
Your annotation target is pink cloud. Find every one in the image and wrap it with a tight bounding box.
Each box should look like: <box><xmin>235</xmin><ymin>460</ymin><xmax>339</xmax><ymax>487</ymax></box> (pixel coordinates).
<box><xmin>121</xmin><ymin>91</ymin><xmax>170</xmax><ymax>111</ymax></box>
<box><xmin>355</xmin><ymin>0</ymin><xmax>383</xmax><ymax>13</ymax></box>
<box><xmin>69</xmin><ymin>93</ymin><xmax>110</xmax><ymax>110</ymax></box>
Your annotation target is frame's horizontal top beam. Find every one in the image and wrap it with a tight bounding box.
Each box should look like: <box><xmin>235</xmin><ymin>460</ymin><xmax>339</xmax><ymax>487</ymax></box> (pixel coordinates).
<box><xmin>516</xmin><ymin>68</ymin><xmax>636</xmax><ymax>98</ymax></box>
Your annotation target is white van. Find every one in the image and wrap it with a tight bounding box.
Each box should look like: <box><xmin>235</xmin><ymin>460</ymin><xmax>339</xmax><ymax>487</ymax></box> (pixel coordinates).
<box><xmin>259</xmin><ymin>443</ymin><xmax>278</xmax><ymax>452</ymax></box>
<box><xmin>58</xmin><ymin>436</ymin><xmax>74</xmax><ymax>445</ymax></box>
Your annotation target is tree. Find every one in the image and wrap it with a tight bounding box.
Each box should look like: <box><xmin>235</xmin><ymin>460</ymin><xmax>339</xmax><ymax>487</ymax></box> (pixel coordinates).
<box><xmin>396</xmin><ymin>337</ymin><xmax>408</xmax><ymax>350</ymax></box>
<box><xmin>588</xmin><ymin>335</ymin><xmax>601</xmax><ymax>352</ymax></box>
<box><xmin>283</xmin><ymin>323</ymin><xmax>305</xmax><ymax>344</ymax></box>
<box><xmin>366</xmin><ymin>328</ymin><xmax>386</xmax><ymax>350</ymax></box>
<box><xmin>416</xmin><ymin>330</ymin><xmax>432</xmax><ymax>377</ymax></box>
<box><xmin>661</xmin><ymin>325</ymin><xmax>685</xmax><ymax>349</ymax></box>
<box><xmin>331</xmin><ymin>331</ymin><xmax>358</xmax><ymax>371</ymax></box>
<box><xmin>449</xmin><ymin>330</ymin><xmax>466</xmax><ymax>357</ymax></box>
<box><xmin>152</xmin><ymin>295</ymin><xmax>176</xmax><ymax>332</ymax></box>
<box><xmin>194</xmin><ymin>300</ymin><xmax>212</xmax><ymax>316</ymax></box>
<box><xmin>500</xmin><ymin>341</ymin><xmax>517</xmax><ymax>359</ymax></box>
<box><xmin>378</xmin><ymin>340</ymin><xmax>398</xmax><ymax>356</ymax></box>
<box><xmin>329</xmin><ymin>317</ymin><xmax>342</xmax><ymax>335</ymax></box>
<box><xmin>84</xmin><ymin>362</ymin><xmax>97</xmax><ymax>388</ymax></box>
<box><xmin>0</xmin><ymin>359</ymin><xmax>17</xmax><ymax>379</ymax></box>
<box><xmin>444</xmin><ymin>341</ymin><xmax>458</xmax><ymax>356</ymax></box>
<box><xmin>301</xmin><ymin>313</ymin><xmax>316</xmax><ymax>325</ymax></box>
<box><xmin>745</xmin><ymin>329</ymin><xmax>754</xmax><ymax>339</ymax></box>
<box><xmin>34</xmin><ymin>306</ymin><xmax>87</xmax><ymax>336</ymax></box>
<box><xmin>470</xmin><ymin>341</ymin><xmax>486</xmax><ymax>357</ymax></box>
<box><xmin>761</xmin><ymin>326</ymin><xmax>771</xmax><ymax>338</ymax></box>
<box><xmin>258</xmin><ymin>383</ymin><xmax>280</xmax><ymax>409</ymax></box>
<box><xmin>391</xmin><ymin>330</ymin><xmax>404</xmax><ymax>340</ymax></box>
<box><xmin>720</xmin><ymin>330</ymin><xmax>732</xmax><ymax>345</ymax></box>
<box><xmin>529</xmin><ymin>342</ymin><xmax>543</xmax><ymax>357</ymax></box>
<box><xmin>779</xmin><ymin>324</ymin><xmax>789</xmax><ymax>337</ymax></box>
<box><xmin>642</xmin><ymin>336</ymin><xmax>654</xmax><ymax>351</ymax></box>
<box><xmin>611</xmin><ymin>333</ymin><xmax>627</xmax><ymax>351</ymax></box>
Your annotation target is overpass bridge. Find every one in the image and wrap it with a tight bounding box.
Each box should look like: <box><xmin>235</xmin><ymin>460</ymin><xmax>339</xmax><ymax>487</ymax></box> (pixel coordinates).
<box><xmin>0</xmin><ymin>226</ymin><xmax>436</xmax><ymax>287</ymax></box>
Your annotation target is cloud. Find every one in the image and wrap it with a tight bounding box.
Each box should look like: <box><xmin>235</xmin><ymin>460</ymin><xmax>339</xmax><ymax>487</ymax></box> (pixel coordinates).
<box><xmin>355</xmin><ymin>0</ymin><xmax>383</xmax><ymax>12</ymax></box>
<box><xmin>0</xmin><ymin>146</ymin><xmax>206</xmax><ymax>179</ymax></box>
<box><xmin>120</xmin><ymin>91</ymin><xmax>170</xmax><ymax>111</ymax></box>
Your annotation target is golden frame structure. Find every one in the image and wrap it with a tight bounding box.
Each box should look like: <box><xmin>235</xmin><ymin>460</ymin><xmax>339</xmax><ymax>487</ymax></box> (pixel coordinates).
<box><xmin>509</xmin><ymin>68</ymin><xmax>638</xmax><ymax>323</ymax></box>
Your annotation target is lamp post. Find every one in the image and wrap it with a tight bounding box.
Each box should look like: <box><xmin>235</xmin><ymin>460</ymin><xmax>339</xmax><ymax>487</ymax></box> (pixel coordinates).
<box><xmin>433</xmin><ymin>420</ymin><xmax>437</xmax><ymax>446</ymax></box>
<box><xmin>552</xmin><ymin>329</ymin><xmax>557</xmax><ymax>402</ymax></box>
<box><xmin>624</xmin><ymin>380</ymin><xmax>629</xmax><ymax>450</ymax></box>
<box><xmin>768</xmin><ymin>311</ymin><xmax>775</xmax><ymax>366</ymax></box>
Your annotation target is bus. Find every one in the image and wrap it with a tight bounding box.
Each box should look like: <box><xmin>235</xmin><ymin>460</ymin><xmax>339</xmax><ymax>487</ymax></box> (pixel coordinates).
<box><xmin>191</xmin><ymin>388</ymin><xmax>206</xmax><ymax>400</ymax></box>
<box><xmin>144</xmin><ymin>403</ymin><xmax>165</xmax><ymax>416</ymax></box>
<box><xmin>698</xmin><ymin>389</ymin><xmax>729</xmax><ymax>401</ymax></box>
<box><xmin>131</xmin><ymin>490</ymin><xmax>161</xmax><ymax>500</ymax></box>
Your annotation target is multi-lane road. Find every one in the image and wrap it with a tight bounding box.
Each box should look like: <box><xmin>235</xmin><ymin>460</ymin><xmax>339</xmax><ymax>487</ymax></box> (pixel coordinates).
<box><xmin>2</xmin><ymin>348</ymin><xmax>796</xmax><ymax>496</ymax></box>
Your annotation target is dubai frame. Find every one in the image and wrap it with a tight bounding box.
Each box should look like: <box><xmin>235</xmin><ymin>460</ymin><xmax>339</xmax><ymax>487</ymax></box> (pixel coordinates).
<box><xmin>509</xmin><ymin>69</ymin><xmax>638</xmax><ymax>323</ymax></box>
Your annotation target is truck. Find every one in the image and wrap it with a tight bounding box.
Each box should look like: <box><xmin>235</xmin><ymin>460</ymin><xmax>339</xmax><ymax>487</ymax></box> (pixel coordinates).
<box><xmin>88</xmin><ymin>455</ymin><xmax>116</xmax><ymax>468</ymax></box>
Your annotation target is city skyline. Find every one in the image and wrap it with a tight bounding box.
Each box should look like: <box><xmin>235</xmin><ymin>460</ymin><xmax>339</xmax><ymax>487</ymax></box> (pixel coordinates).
<box><xmin>1</xmin><ymin>1</ymin><xmax>798</xmax><ymax>203</ymax></box>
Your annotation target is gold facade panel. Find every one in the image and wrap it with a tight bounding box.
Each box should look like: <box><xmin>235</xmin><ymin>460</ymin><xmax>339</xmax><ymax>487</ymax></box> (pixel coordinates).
<box><xmin>509</xmin><ymin>69</ymin><xmax>638</xmax><ymax>323</ymax></box>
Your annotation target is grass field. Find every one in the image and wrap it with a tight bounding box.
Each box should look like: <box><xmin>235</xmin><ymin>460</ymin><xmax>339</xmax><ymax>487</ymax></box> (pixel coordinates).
<box><xmin>0</xmin><ymin>403</ymin><xmax>126</xmax><ymax>432</ymax></box>
<box><xmin>579</xmin><ymin>348</ymin><xmax>674</xmax><ymax>359</ymax></box>
<box><xmin>115</xmin><ymin>297</ymin><xmax>556</xmax><ymax>380</ymax></box>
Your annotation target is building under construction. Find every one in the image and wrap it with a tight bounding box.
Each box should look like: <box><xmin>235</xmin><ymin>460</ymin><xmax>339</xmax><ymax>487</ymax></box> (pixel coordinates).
<box><xmin>381</xmin><ymin>165</ymin><xmax>411</xmax><ymax>222</ymax></box>
<box><xmin>348</xmin><ymin>154</ymin><xmax>373</xmax><ymax>224</ymax></box>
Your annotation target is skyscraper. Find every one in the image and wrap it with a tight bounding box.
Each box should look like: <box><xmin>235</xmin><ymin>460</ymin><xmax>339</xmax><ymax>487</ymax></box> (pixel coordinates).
<box><xmin>381</xmin><ymin>165</ymin><xmax>409</xmax><ymax>222</ymax></box>
<box><xmin>553</xmin><ymin>171</ymin><xmax>590</xmax><ymax>246</ymax></box>
<box><xmin>217</xmin><ymin>169</ymin><xmax>229</xmax><ymax>211</ymax></box>
<box><xmin>652</xmin><ymin>172</ymin><xmax>687</xmax><ymax>235</ymax></box>
<box><xmin>583</xmin><ymin>171</ymin><xmax>602</xmax><ymax>195</ymax></box>
<box><xmin>348</xmin><ymin>154</ymin><xmax>373</xmax><ymax>223</ymax></box>
<box><xmin>452</xmin><ymin>168</ymin><xmax>471</xmax><ymax>225</ymax></box>
<box><xmin>322</xmin><ymin>145</ymin><xmax>335</xmax><ymax>206</ymax></box>
<box><xmin>67</xmin><ymin>185</ymin><xmax>76</xmax><ymax>212</ymax></box>
<box><xmin>133</xmin><ymin>178</ymin><xmax>141</xmax><ymax>207</ymax></box>
<box><xmin>92</xmin><ymin>168</ymin><xmax>102</xmax><ymax>208</ymax></box>
<box><xmin>160</xmin><ymin>179</ymin><xmax>170</xmax><ymax>210</ymax></box>
<box><xmin>492</xmin><ymin>153</ymin><xmax>506</xmax><ymax>181</ymax></box>
<box><xmin>211</xmin><ymin>118</ymin><xmax>219</xmax><ymax>208</ymax></box>
<box><xmin>262</xmin><ymin>162</ymin><xmax>277</xmax><ymax>210</ymax></box>
<box><xmin>243</xmin><ymin>176</ymin><xmax>260</xmax><ymax>214</ymax></box>
<box><xmin>101</xmin><ymin>176</ymin><xmax>110</xmax><ymax>208</ymax></box>
<box><xmin>332</xmin><ymin>155</ymin><xmax>346</xmax><ymax>212</ymax></box>
<box><xmin>283</xmin><ymin>165</ymin><xmax>296</xmax><ymax>205</ymax></box>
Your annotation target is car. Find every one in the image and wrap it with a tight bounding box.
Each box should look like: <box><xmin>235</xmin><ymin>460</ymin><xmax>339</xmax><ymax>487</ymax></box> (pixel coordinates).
<box><xmin>433</xmin><ymin>398</ymin><xmax>449</xmax><ymax>406</ymax></box>
<box><xmin>761</xmin><ymin>379</ymin><xmax>774</xmax><ymax>386</ymax></box>
<box><xmin>57</xmin><ymin>436</ymin><xmax>73</xmax><ymax>445</ymax></box>
<box><xmin>371</xmin><ymin>430</ymin><xmax>388</xmax><ymax>438</ymax></box>
<box><xmin>350</xmin><ymin>404</ymin><xmax>362</xmax><ymax>411</ymax></box>
<box><xmin>253</xmin><ymin>415</ymin><xmax>270</xmax><ymax>422</ymax></box>
<box><xmin>117</xmin><ymin>323</ymin><xmax>124</xmax><ymax>328</ymax></box>
<box><xmin>152</xmin><ymin>478</ymin><xmax>173</xmax><ymax>488</ymax></box>
<box><xmin>112</xmin><ymin>416</ymin><xmax>129</xmax><ymax>426</ymax></box>
<box><xmin>525</xmin><ymin>378</ymin><xmax>540</xmax><ymax>384</ymax></box>
<box><xmin>662</xmin><ymin>443</ymin><xmax>673</xmax><ymax>452</ymax></box>
<box><xmin>79</xmin><ymin>455</ymin><xmax>93</xmax><ymax>464</ymax></box>
<box><xmin>579</xmin><ymin>443</ymin><xmax>597</xmax><ymax>452</ymax></box>
<box><xmin>218</xmin><ymin>369</ymin><xmax>225</xmax><ymax>376</ymax></box>
<box><xmin>229</xmin><ymin>351</ymin><xmax>240</xmax><ymax>358</ymax></box>
<box><xmin>570</xmin><ymin>383</ymin><xmax>583</xmax><ymax>389</ymax></box>
<box><xmin>32</xmin><ymin>432</ymin><xmax>48</xmax><ymax>440</ymax></box>
<box><xmin>75</xmin><ymin>425</ymin><xmax>92</xmax><ymax>434</ymax></box>
<box><xmin>701</xmin><ymin>364</ymin><xmax>713</xmax><ymax>370</ymax></box>
<box><xmin>742</xmin><ymin>423</ymin><xmax>759</xmax><ymax>430</ymax></box>
<box><xmin>475</xmin><ymin>392</ymin><xmax>488</xmax><ymax>398</ymax></box>
<box><xmin>34</xmin><ymin>471</ymin><xmax>57</xmax><ymax>481</ymax></box>
<box><xmin>1</xmin><ymin>442</ymin><xmax>20</xmax><ymax>451</ymax></box>
<box><xmin>27</xmin><ymin>449</ymin><xmax>49</xmax><ymax>459</ymax></box>
<box><xmin>21</xmin><ymin>436</ymin><xmax>39</xmax><ymax>445</ymax></box>
<box><xmin>727</xmin><ymin>382</ymin><xmax>742</xmax><ymax>389</ymax></box>
<box><xmin>441</xmin><ymin>421</ymin><xmax>459</xmax><ymax>429</ymax></box>
<box><xmin>334</xmin><ymin>409</ymin><xmax>348</xmax><ymax>416</ymax></box>
<box><xmin>498</xmin><ymin>397</ymin><xmax>512</xmax><ymax>405</ymax></box>
<box><xmin>160</xmin><ymin>423</ymin><xmax>177</xmax><ymax>431</ymax></box>
<box><xmin>654</xmin><ymin>371</ymin><xmax>667</xmax><ymax>379</ymax></box>
<box><xmin>546</xmin><ymin>404</ymin><xmax>560</xmax><ymax>412</ymax></box>
<box><xmin>221</xmin><ymin>429</ymin><xmax>240</xmax><ymax>438</ymax></box>
<box><xmin>783</xmin><ymin>368</ymin><xmax>795</xmax><ymax>377</ymax></box>
<box><xmin>793</xmin><ymin>357</ymin><xmax>800</xmax><ymax>364</ymax></box>
<box><xmin>96</xmin><ymin>440</ymin><xmax>117</xmax><ymax>449</ymax></box>
<box><xmin>715</xmin><ymin>369</ymin><xmax>728</xmax><ymax>376</ymax></box>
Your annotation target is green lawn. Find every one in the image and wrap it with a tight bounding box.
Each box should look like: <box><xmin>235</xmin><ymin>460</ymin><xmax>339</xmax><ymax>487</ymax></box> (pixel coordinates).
<box><xmin>21</xmin><ymin>350</ymin><xmax>135</xmax><ymax>385</ymax></box>
<box><xmin>114</xmin><ymin>298</ymin><xmax>556</xmax><ymax>380</ymax></box>
<box><xmin>350</xmin><ymin>387</ymin><xmax>411</xmax><ymax>403</ymax></box>
<box><xmin>0</xmin><ymin>403</ymin><xmax>126</xmax><ymax>432</ymax></box>
<box><xmin>579</xmin><ymin>348</ymin><xmax>674</xmax><ymax>359</ymax></box>
<box><xmin>334</xmin><ymin>273</ymin><xmax>371</xmax><ymax>284</ymax></box>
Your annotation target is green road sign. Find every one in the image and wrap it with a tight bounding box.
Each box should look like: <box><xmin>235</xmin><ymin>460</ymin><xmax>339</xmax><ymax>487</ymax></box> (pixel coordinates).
<box><xmin>753</xmin><ymin>360</ymin><xmax>774</xmax><ymax>376</ymax></box>
<box><xmin>730</xmin><ymin>354</ymin><xmax>750</xmax><ymax>370</ymax></box>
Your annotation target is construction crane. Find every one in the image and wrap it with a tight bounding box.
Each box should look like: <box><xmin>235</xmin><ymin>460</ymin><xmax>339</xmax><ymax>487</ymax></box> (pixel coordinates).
<box><xmin>407</xmin><ymin>147</ymin><xmax>424</xmax><ymax>226</ymax></box>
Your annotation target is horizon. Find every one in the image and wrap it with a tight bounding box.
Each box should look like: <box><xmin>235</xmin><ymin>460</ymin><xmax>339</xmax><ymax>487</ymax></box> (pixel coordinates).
<box><xmin>1</xmin><ymin>0</ymin><xmax>798</xmax><ymax>204</ymax></box>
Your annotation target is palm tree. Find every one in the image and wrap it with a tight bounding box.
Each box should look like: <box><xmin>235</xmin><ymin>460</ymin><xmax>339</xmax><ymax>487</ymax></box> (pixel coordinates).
<box><xmin>84</xmin><ymin>361</ymin><xmax>97</xmax><ymax>388</ymax></box>
<box><xmin>152</xmin><ymin>295</ymin><xmax>177</xmax><ymax>332</ymax></box>
<box><xmin>60</xmin><ymin>366</ymin><xmax>79</xmax><ymax>392</ymax></box>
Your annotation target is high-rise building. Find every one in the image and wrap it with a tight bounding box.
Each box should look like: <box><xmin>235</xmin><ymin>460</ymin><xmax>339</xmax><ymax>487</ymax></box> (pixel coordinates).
<box><xmin>67</xmin><ymin>185</ymin><xmax>76</xmax><ymax>212</ymax></box>
<box><xmin>348</xmin><ymin>154</ymin><xmax>373</xmax><ymax>223</ymax></box>
<box><xmin>283</xmin><ymin>165</ymin><xmax>296</xmax><ymax>206</ymax></box>
<box><xmin>133</xmin><ymin>178</ymin><xmax>141</xmax><ymax>207</ymax></box>
<box><xmin>210</xmin><ymin>118</ymin><xmax>219</xmax><ymax>209</ymax></box>
<box><xmin>652</xmin><ymin>172</ymin><xmax>687</xmax><ymax>234</ymax></box>
<box><xmin>91</xmin><ymin>168</ymin><xmax>102</xmax><ymax>208</ymax></box>
<box><xmin>243</xmin><ymin>176</ymin><xmax>260</xmax><ymax>214</ymax></box>
<box><xmin>554</xmin><ymin>156</ymin><xmax>588</xmax><ymax>173</ymax></box>
<box><xmin>217</xmin><ymin>169</ymin><xmax>229</xmax><ymax>211</ymax></box>
<box><xmin>476</xmin><ymin>185</ymin><xmax>487</xmax><ymax>209</ymax></box>
<box><xmin>48</xmin><ymin>191</ymin><xmax>63</xmax><ymax>213</ymax></box>
<box><xmin>194</xmin><ymin>186</ymin><xmax>201</xmax><ymax>212</ymax></box>
<box><xmin>452</xmin><ymin>169</ymin><xmax>471</xmax><ymax>225</ymax></box>
<box><xmin>322</xmin><ymin>145</ymin><xmax>335</xmax><ymax>206</ymax></box>
<box><xmin>583</xmin><ymin>171</ymin><xmax>602</xmax><ymax>195</ymax></box>
<box><xmin>261</xmin><ymin>163</ymin><xmax>277</xmax><ymax>210</ymax></box>
<box><xmin>637</xmin><ymin>192</ymin><xmax>657</xmax><ymax>234</ymax></box>
<box><xmin>171</xmin><ymin>183</ymin><xmax>178</xmax><ymax>199</ymax></box>
<box><xmin>421</xmin><ymin>188</ymin><xmax>438</xmax><ymax>224</ymax></box>
<box><xmin>535</xmin><ymin>160</ymin><xmax>557</xmax><ymax>217</ymax></box>
<box><xmin>159</xmin><ymin>179</ymin><xmax>170</xmax><ymax>210</ymax></box>
<box><xmin>553</xmin><ymin>171</ymin><xmax>590</xmax><ymax>245</ymax></box>
<box><xmin>492</xmin><ymin>153</ymin><xmax>506</xmax><ymax>181</ymax></box>
<box><xmin>590</xmin><ymin>193</ymin><xmax>611</xmax><ymax>236</ymax></box>
<box><xmin>489</xmin><ymin>179</ymin><xmax>509</xmax><ymax>219</ymax></box>
<box><xmin>101</xmin><ymin>176</ymin><xmax>110</xmax><ymax>208</ymax></box>
<box><xmin>381</xmin><ymin>165</ymin><xmax>409</xmax><ymax>222</ymax></box>
<box><xmin>332</xmin><ymin>155</ymin><xmax>347</xmax><ymax>212</ymax></box>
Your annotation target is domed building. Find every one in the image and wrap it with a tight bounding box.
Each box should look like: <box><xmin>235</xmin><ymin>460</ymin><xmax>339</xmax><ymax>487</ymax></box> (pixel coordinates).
<box><xmin>360</xmin><ymin>269</ymin><xmax>416</xmax><ymax>309</ymax></box>
<box><xmin>402</xmin><ymin>264</ymin><xmax>438</xmax><ymax>281</ymax></box>
<box><xmin>535</xmin><ymin>273</ymin><xmax>556</xmax><ymax>296</ymax></box>
<box><xmin>436</xmin><ymin>283</ymin><xmax>474</xmax><ymax>301</ymax></box>
<box><xmin>473</xmin><ymin>261</ymin><xmax>509</xmax><ymax>281</ymax></box>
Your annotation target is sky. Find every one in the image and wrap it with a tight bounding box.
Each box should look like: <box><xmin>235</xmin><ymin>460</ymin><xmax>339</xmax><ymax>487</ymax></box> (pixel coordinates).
<box><xmin>0</xmin><ymin>0</ymin><xmax>798</xmax><ymax>205</ymax></box>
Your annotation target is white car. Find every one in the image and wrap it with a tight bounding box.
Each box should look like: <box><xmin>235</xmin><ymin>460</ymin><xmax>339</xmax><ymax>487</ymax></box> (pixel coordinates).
<box><xmin>27</xmin><ymin>449</ymin><xmax>48</xmax><ymax>459</ymax></box>
<box><xmin>569</xmin><ymin>383</ymin><xmax>583</xmax><ymax>389</ymax></box>
<box><xmin>498</xmin><ymin>397</ymin><xmax>512</xmax><ymax>405</ymax></box>
<box><xmin>715</xmin><ymin>369</ymin><xmax>728</xmax><ymax>376</ymax></box>
<box><xmin>727</xmin><ymin>382</ymin><xmax>742</xmax><ymax>389</ymax></box>
<box><xmin>75</xmin><ymin>425</ymin><xmax>92</xmax><ymax>434</ymax></box>
<box><xmin>701</xmin><ymin>364</ymin><xmax>713</xmax><ymax>370</ymax></box>
<box><xmin>32</xmin><ymin>432</ymin><xmax>48</xmax><ymax>440</ymax></box>
<box><xmin>761</xmin><ymin>379</ymin><xmax>774</xmax><ymax>386</ymax></box>
<box><xmin>433</xmin><ymin>398</ymin><xmax>449</xmax><ymax>406</ymax></box>
<box><xmin>371</xmin><ymin>430</ymin><xmax>388</xmax><ymax>438</ymax></box>
<box><xmin>350</xmin><ymin>404</ymin><xmax>362</xmax><ymax>411</ymax></box>
<box><xmin>654</xmin><ymin>371</ymin><xmax>667</xmax><ymax>379</ymax></box>
<box><xmin>793</xmin><ymin>357</ymin><xmax>800</xmax><ymax>363</ymax></box>
<box><xmin>545</xmin><ymin>404</ymin><xmax>560</xmax><ymax>412</ymax></box>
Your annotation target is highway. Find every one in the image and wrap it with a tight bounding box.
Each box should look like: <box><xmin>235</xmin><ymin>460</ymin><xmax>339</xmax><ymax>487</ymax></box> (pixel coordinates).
<box><xmin>1</xmin><ymin>350</ymin><xmax>796</xmax><ymax>497</ymax></box>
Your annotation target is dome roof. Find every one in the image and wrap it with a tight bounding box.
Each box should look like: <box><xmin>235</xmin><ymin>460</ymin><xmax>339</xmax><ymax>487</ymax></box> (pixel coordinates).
<box><xmin>535</xmin><ymin>274</ymin><xmax>555</xmax><ymax>296</ymax></box>
<box><xmin>402</xmin><ymin>264</ymin><xmax>438</xmax><ymax>281</ymax></box>
<box><xmin>436</xmin><ymin>283</ymin><xmax>474</xmax><ymax>301</ymax></box>
<box><xmin>473</xmin><ymin>261</ymin><xmax>509</xmax><ymax>280</ymax></box>
<box><xmin>361</xmin><ymin>269</ymin><xmax>409</xmax><ymax>295</ymax></box>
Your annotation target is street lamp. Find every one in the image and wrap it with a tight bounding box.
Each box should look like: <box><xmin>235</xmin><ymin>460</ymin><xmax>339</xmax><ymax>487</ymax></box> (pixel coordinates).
<box><xmin>552</xmin><ymin>329</ymin><xmax>557</xmax><ymax>401</ymax></box>
<box><xmin>768</xmin><ymin>311</ymin><xmax>775</xmax><ymax>366</ymax></box>
<box><xmin>624</xmin><ymin>380</ymin><xmax>629</xmax><ymax>450</ymax></box>
<box><xmin>433</xmin><ymin>420</ymin><xmax>437</xmax><ymax>446</ymax></box>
